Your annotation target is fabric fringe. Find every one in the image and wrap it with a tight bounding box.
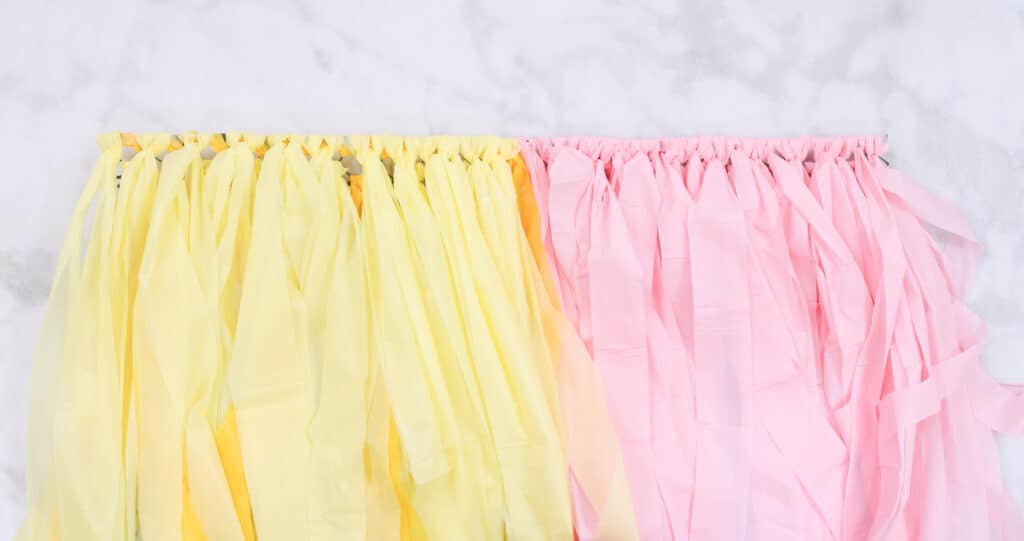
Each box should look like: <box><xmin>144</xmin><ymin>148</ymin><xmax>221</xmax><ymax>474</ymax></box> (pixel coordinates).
<box><xmin>521</xmin><ymin>135</ymin><xmax>1024</xmax><ymax>541</ymax></box>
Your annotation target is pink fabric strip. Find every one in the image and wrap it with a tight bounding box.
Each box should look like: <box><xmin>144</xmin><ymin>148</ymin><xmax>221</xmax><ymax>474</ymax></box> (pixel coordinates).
<box><xmin>520</xmin><ymin>136</ymin><xmax>1024</xmax><ymax>541</ymax></box>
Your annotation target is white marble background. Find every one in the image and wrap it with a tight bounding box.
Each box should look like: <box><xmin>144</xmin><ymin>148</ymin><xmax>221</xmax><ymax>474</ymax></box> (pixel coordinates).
<box><xmin>1</xmin><ymin>0</ymin><xmax>1023</xmax><ymax>536</ymax></box>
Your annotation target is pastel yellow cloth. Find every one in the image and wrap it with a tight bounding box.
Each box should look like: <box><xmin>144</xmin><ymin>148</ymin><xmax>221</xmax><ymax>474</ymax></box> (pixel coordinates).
<box><xmin>17</xmin><ymin>133</ymin><xmax>637</xmax><ymax>541</ymax></box>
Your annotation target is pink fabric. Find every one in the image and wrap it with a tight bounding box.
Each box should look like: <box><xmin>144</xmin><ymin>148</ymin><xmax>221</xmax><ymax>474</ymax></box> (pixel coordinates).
<box><xmin>520</xmin><ymin>136</ymin><xmax>1024</xmax><ymax>541</ymax></box>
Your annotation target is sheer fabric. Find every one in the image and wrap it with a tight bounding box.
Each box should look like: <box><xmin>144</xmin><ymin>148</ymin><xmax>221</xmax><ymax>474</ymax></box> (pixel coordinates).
<box><xmin>16</xmin><ymin>133</ymin><xmax>634</xmax><ymax>541</ymax></box>
<box><xmin>521</xmin><ymin>136</ymin><xmax>1024</xmax><ymax>541</ymax></box>
<box><xmin>15</xmin><ymin>131</ymin><xmax>1023</xmax><ymax>540</ymax></box>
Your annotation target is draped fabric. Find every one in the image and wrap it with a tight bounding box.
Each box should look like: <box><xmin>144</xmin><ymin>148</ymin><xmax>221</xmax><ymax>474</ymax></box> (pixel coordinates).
<box><xmin>16</xmin><ymin>133</ymin><xmax>636</xmax><ymax>541</ymax></box>
<box><xmin>520</xmin><ymin>136</ymin><xmax>1024</xmax><ymax>541</ymax></box>
<box><xmin>14</xmin><ymin>131</ymin><xmax>1024</xmax><ymax>541</ymax></box>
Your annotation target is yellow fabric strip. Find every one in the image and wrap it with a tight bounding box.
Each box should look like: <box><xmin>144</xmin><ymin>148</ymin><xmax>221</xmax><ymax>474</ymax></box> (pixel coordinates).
<box><xmin>228</xmin><ymin>142</ymin><xmax>313</xmax><ymax>540</ymax></box>
<box><xmin>213</xmin><ymin>408</ymin><xmax>256</xmax><ymax>541</ymax></box>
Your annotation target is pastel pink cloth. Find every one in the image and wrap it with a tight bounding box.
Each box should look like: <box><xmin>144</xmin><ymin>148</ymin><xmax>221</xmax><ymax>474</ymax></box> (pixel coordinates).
<box><xmin>520</xmin><ymin>136</ymin><xmax>1024</xmax><ymax>541</ymax></box>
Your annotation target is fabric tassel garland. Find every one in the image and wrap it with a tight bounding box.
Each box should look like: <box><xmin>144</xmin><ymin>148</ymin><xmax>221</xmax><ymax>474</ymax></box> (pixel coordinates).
<box><xmin>14</xmin><ymin>132</ymin><xmax>1024</xmax><ymax>540</ymax></box>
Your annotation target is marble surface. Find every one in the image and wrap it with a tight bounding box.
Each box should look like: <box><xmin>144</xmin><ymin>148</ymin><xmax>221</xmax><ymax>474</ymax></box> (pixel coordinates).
<box><xmin>1</xmin><ymin>0</ymin><xmax>1022</xmax><ymax>535</ymax></box>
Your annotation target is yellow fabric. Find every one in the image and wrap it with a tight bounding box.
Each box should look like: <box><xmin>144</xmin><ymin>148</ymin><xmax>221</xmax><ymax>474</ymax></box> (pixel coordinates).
<box><xmin>510</xmin><ymin>154</ymin><xmax>560</xmax><ymax>308</ymax></box>
<box><xmin>213</xmin><ymin>408</ymin><xmax>256</xmax><ymax>541</ymax></box>
<box><xmin>16</xmin><ymin>133</ymin><xmax>637</xmax><ymax>541</ymax></box>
